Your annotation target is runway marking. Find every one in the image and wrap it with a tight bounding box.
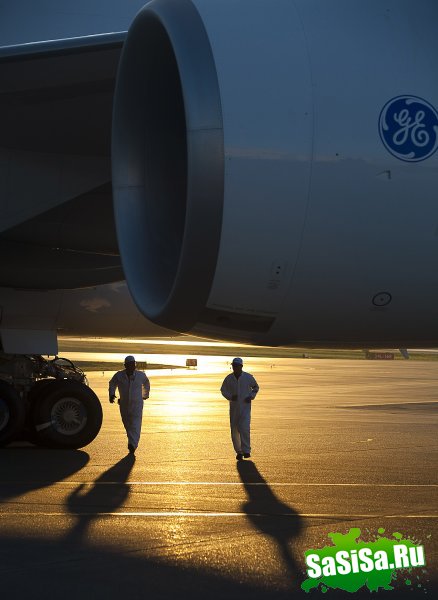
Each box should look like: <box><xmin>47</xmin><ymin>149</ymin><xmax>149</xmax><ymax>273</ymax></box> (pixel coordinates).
<box><xmin>1</xmin><ymin>481</ymin><xmax>437</xmax><ymax>487</ymax></box>
<box><xmin>1</xmin><ymin>511</ymin><xmax>438</xmax><ymax>518</ymax></box>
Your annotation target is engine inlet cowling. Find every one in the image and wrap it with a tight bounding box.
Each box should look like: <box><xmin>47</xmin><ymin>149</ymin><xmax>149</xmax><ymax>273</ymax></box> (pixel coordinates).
<box><xmin>112</xmin><ymin>0</ymin><xmax>224</xmax><ymax>332</ymax></box>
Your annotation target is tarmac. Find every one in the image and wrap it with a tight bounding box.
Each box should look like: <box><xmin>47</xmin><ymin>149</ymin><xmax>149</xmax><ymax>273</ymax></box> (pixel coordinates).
<box><xmin>1</xmin><ymin>357</ymin><xmax>437</xmax><ymax>599</ymax></box>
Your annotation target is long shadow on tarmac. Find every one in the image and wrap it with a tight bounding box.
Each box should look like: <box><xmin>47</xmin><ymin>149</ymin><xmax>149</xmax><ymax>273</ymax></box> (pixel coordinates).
<box><xmin>0</xmin><ymin>448</ymin><xmax>89</xmax><ymax>500</ymax></box>
<box><xmin>65</xmin><ymin>453</ymin><xmax>135</xmax><ymax>541</ymax></box>
<box><xmin>237</xmin><ymin>460</ymin><xmax>302</xmax><ymax>583</ymax></box>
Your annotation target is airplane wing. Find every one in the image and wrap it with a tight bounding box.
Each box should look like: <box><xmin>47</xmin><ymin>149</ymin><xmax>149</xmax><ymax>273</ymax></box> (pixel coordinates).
<box><xmin>0</xmin><ymin>31</ymin><xmax>126</xmax><ymax>164</ymax></box>
<box><xmin>0</xmin><ymin>33</ymin><xmax>126</xmax><ymax>289</ymax></box>
<box><xmin>0</xmin><ymin>32</ymin><xmax>150</xmax><ymax>355</ymax></box>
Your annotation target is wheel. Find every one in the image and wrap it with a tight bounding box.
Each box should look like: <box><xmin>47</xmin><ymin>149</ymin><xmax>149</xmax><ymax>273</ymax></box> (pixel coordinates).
<box><xmin>0</xmin><ymin>380</ymin><xmax>26</xmax><ymax>446</ymax></box>
<box><xmin>32</xmin><ymin>381</ymin><xmax>103</xmax><ymax>449</ymax></box>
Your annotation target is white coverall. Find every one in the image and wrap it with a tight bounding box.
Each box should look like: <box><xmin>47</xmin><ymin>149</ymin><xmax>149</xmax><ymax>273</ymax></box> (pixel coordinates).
<box><xmin>108</xmin><ymin>370</ymin><xmax>150</xmax><ymax>449</ymax></box>
<box><xmin>220</xmin><ymin>371</ymin><xmax>259</xmax><ymax>454</ymax></box>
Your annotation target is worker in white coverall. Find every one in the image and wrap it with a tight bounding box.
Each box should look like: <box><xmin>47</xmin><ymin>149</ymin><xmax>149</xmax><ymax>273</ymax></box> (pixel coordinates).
<box><xmin>109</xmin><ymin>355</ymin><xmax>150</xmax><ymax>454</ymax></box>
<box><xmin>220</xmin><ymin>358</ymin><xmax>259</xmax><ymax>460</ymax></box>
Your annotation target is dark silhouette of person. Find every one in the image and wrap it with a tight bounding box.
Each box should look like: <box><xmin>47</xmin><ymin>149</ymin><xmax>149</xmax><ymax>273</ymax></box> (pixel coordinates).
<box><xmin>237</xmin><ymin>460</ymin><xmax>302</xmax><ymax>582</ymax></box>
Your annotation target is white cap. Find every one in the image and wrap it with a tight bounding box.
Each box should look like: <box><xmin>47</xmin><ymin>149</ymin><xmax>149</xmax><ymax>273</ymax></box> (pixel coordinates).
<box><xmin>124</xmin><ymin>355</ymin><xmax>136</xmax><ymax>364</ymax></box>
<box><xmin>232</xmin><ymin>357</ymin><xmax>243</xmax><ymax>365</ymax></box>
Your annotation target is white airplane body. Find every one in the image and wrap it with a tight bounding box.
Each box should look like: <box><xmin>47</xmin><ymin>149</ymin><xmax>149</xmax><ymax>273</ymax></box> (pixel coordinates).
<box><xmin>2</xmin><ymin>0</ymin><xmax>438</xmax><ymax>354</ymax></box>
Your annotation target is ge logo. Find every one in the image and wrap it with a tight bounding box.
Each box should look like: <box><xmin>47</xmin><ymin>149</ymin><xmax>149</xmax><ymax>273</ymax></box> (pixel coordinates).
<box><xmin>379</xmin><ymin>95</ymin><xmax>438</xmax><ymax>162</ymax></box>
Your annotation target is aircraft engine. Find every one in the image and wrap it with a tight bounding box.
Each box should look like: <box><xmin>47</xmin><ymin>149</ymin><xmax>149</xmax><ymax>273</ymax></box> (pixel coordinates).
<box><xmin>112</xmin><ymin>0</ymin><xmax>438</xmax><ymax>346</ymax></box>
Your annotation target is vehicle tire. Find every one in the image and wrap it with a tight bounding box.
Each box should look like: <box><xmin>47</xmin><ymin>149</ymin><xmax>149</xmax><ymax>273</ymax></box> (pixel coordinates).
<box><xmin>0</xmin><ymin>380</ymin><xmax>26</xmax><ymax>446</ymax></box>
<box><xmin>32</xmin><ymin>381</ymin><xmax>102</xmax><ymax>449</ymax></box>
<box><xmin>29</xmin><ymin>379</ymin><xmax>58</xmax><ymax>401</ymax></box>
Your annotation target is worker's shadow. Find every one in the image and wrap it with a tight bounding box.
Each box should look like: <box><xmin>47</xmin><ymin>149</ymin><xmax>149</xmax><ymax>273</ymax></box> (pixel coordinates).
<box><xmin>237</xmin><ymin>460</ymin><xmax>302</xmax><ymax>580</ymax></box>
<box><xmin>65</xmin><ymin>454</ymin><xmax>135</xmax><ymax>543</ymax></box>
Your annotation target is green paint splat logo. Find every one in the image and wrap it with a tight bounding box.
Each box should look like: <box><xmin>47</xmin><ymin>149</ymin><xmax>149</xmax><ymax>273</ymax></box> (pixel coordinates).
<box><xmin>301</xmin><ymin>528</ymin><xmax>426</xmax><ymax>593</ymax></box>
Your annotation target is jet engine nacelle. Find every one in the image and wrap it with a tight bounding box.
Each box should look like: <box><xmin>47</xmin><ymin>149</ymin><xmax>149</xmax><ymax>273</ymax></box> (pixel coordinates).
<box><xmin>112</xmin><ymin>0</ymin><xmax>438</xmax><ymax>346</ymax></box>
